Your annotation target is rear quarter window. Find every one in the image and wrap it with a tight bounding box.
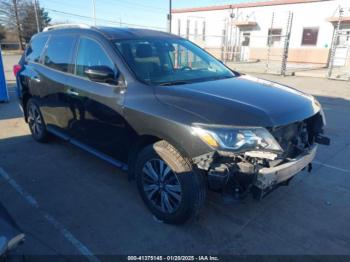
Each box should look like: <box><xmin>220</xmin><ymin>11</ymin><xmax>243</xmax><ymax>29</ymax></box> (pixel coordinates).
<box><xmin>43</xmin><ymin>34</ymin><xmax>76</xmax><ymax>73</ymax></box>
<box><xmin>26</xmin><ymin>35</ymin><xmax>49</xmax><ymax>63</ymax></box>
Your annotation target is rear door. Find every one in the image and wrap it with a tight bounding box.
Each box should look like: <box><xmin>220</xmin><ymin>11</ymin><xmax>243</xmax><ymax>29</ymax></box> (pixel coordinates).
<box><xmin>39</xmin><ymin>34</ymin><xmax>77</xmax><ymax>133</ymax></box>
<box><xmin>65</xmin><ymin>36</ymin><xmax>130</xmax><ymax>162</ymax></box>
<box><xmin>19</xmin><ymin>35</ymin><xmax>49</xmax><ymax>107</ymax></box>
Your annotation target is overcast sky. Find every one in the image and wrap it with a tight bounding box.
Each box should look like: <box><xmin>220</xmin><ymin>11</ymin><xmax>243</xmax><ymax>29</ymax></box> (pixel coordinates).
<box><xmin>39</xmin><ymin>0</ymin><xmax>266</xmax><ymax>30</ymax></box>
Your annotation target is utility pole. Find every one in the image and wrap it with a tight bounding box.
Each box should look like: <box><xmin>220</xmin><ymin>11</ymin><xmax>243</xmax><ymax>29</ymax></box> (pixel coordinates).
<box><xmin>12</xmin><ymin>0</ymin><xmax>24</xmax><ymax>50</ymax></box>
<box><xmin>92</xmin><ymin>0</ymin><xmax>96</xmax><ymax>26</ymax></box>
<box><xmin>168</xmin><ymin>0</ymin><xmax>172</xmax><ymax>33</ymax></box>
<box><xmin>33</xmin><ymin>0</ymin><xmax>40</xmax><ymax>33</ymax></box>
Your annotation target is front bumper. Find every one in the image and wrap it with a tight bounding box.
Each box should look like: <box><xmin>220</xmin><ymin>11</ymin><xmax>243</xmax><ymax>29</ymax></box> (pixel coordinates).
<box><xmin>254</xmin><ymin>145</ymin><xmax>317</xmax><ymax>190</ymax></box>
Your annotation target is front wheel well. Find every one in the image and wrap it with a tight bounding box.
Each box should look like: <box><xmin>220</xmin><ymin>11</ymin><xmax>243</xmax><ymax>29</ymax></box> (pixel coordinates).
<box><xmin>127</xmin><ymin>135</ymin><xmax>161</xmax><ymax>180</ymax></box>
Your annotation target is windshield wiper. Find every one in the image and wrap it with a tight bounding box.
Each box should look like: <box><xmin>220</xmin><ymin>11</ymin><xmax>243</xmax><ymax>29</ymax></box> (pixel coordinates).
<box><xmin>213</xmin><ymin>75</ymin><xmax>235</xmax><ymax>80</ymax></box>
<box><xmin>158</xmin><ymin>81</ymin><xmax>190</xmax><ymax>86</ymax></box>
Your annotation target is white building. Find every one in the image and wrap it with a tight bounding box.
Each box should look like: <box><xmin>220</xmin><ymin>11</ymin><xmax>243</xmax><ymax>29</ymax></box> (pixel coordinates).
<box><xmin>171</xmin><ymin>0</ymin><xmax>350</xmax><ymax>67</ymax></box>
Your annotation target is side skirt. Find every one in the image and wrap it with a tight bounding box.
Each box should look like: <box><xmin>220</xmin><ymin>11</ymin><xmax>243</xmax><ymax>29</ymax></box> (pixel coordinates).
<box><xmin>47</xmin><ymin>126</ymin><xmax>128</xmax><ymax>171</ymax></box>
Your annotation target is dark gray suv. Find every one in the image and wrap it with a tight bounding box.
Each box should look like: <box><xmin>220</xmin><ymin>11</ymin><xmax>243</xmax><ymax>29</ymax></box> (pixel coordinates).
<box><xmin>15</xmin><ymin>24</ymin><xmax>329</xmax><ymax>224</ymax></box>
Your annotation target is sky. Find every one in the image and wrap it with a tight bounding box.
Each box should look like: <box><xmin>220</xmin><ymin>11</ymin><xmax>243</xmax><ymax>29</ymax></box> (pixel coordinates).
<box><xmin>39</xmin><ymin>0</ymin><xmax>267</xmax><ymax>31</ymax></box>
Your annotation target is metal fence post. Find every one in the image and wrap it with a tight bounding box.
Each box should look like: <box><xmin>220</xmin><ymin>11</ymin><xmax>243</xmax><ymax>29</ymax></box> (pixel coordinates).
<box><xmin>222</xmin><ymin>20</ymin><xmax>228</xmax><ymax>62</ymax></box>
<box><xmin>265</xmin><ymin>12</ymin><xmax>274</xmax><ymax>73</ymax></box>
<box><xmin>281</xmin><ymin>11</ymin><xmax>293</xmax><ymax>76</ymax></box>
<box><xmin>0</xmin><ymin>46</ymin><xmax>9</xmax><ymax>103</ymax></box>
<box><xmin>327</xmin><ymin>7</ymin><xmax>343</xmax><ymax>79</ymax></box>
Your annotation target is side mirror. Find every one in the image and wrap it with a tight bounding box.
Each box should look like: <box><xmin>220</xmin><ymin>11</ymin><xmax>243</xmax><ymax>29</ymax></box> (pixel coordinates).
<box><xmin>84</xmin><ymin>66</ymin><xmax>117</xmax><ymax>84</ymax></box>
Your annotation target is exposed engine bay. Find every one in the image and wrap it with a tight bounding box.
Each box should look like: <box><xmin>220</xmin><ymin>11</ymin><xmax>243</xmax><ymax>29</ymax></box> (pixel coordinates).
<box><xmin>192</xmin><ymin>112</ymin><xmax>330</xmax><ymax>200</ymax></box>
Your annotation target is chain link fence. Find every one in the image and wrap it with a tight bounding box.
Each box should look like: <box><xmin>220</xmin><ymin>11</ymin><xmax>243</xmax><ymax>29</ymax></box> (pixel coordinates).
<box><xmin>178</xmin><ymin>9</ymin><xmax>349</xmax><ymax>80</ymax></box>
<box><xmin>0</xmin><ymin>43</ymin><xmax>21</xmax><ymax>51</ymax></box>
<box><xmin>327</xmin><ymin>6</ymin><xmax>350</xmax><ymax>81</ymax></box>
<box><xmin>180</xmin><ymin>11</ymin><xmax>301</xmax><ymax>76</ymax></box>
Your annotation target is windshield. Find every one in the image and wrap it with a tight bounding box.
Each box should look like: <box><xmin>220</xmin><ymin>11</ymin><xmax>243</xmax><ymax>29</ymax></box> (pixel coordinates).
<box><xmin>114</xmin><ymin>38</ymin><xmax>237</xmax><ymax>86</ymax></box>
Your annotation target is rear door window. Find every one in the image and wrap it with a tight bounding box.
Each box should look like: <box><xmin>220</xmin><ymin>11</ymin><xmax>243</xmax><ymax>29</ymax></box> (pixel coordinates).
<box><xmin>43</xmin><ymin>35</ymin><xmax>76</xmax><ymax>73</ymax></box>
<box><xmin>26</xmin><ymin>35</ymin><xmax>49</xmax><ymax>63</ymax></box>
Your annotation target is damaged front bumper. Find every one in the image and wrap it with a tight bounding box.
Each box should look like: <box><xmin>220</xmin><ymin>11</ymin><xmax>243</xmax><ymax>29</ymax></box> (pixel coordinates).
<box><xmin>194</xmin><ymin>144</ymin><xmax>319</xmax><ymax>200</ymax></box>
<box><xmin>254</xmin><ymin>144</ymin><xmax>317</xmax><ymax>190</ymax></box>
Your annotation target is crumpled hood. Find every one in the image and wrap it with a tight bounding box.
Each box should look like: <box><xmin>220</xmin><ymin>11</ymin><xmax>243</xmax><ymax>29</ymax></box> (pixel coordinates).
<box><xmin>155</xmin><ymin>75</ymin><xmax>321</xmax><ymax>127</ymax></box>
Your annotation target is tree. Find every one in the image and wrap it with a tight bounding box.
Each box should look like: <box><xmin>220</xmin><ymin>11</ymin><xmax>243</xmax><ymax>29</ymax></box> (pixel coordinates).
<box><xmin>0</xmin><ymin>23</ymin><xmax>6</xmax><ymax>42</ymax></box>
<box><xmin>0</xmin><ymin>0</ymin><xmax>51</xmax><ymax>48</ymax></box>
<box><xmin>0</xmin><ymin>0</ymin><xmax>24</xmax><ymax>49</ymax></box>
<box><xmin>21</xmin><ymin>2</ymin><xmax>51</xmax><ymax>42</ymax></box>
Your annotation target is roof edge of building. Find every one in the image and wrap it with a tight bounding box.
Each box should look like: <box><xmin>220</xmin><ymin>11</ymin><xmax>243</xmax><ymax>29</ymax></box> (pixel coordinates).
<box><xmin>172</xmin><ymin>0</ymin><xmax>332</xmax><ymax>14</ymax></box>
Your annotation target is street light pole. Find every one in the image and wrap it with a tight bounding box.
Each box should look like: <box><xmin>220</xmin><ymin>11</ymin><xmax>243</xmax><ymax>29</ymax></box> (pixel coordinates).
<box><xmin>168</xmin><ymin>0</ymin><xmax>172</xmax><ymax>33</ymax></box>
<box><xmin>92</xmin><ymin>0</ymin><xmax>96</xmax><ymax>26</ymax></box>
<box><xmin>33</xmin><ymin>0</ymin><xmax>40</xmax><ymax>33</ymax></box>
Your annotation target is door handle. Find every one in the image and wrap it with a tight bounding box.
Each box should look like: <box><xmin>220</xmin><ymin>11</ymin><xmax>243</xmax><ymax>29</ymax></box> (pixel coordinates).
<box><xmin>66</xmin><ymin>88</ymin><xmax>79</xmax><ymax>96</ymax></box>
<box><xmin>30</xmin><ymin>75</ymin><xmax>41</xmax><ymax>82</ymax></box>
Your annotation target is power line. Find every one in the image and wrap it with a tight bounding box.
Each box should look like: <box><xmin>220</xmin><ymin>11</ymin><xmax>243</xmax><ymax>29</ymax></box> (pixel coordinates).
<box><xmin>40</xmin><ymin>0</ymin><xmax>166</xmax><ymax>14</ymax></box>
<box><xmin>40</xmin><ymin>0</ymin><xmax>85</xmax><ymax>9</ymax></box>
<box><xmin>46</xmin><ymin>8</ymin><xmax>166</xmax><ymax>30</ymax></box>
<box><xmin>99</xmin><ymin>0</ymin><xmax>167</xmax><ymax>11</ymax></box>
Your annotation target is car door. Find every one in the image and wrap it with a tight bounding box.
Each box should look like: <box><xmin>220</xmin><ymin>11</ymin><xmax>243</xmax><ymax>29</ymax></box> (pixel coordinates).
<box><xmin>65</xmin><ymin>36</ymin><xmax>131</xmax><ymax>162</ymax></box>
<box><xmin>38</xmin><ymin>34</ymin><xmax>78</xmax><ymax>133</ymax></box>
<box><xmin>20</xmin><ymin>34</ymin><xmax>49</xmax><ymax>108</ymax></box>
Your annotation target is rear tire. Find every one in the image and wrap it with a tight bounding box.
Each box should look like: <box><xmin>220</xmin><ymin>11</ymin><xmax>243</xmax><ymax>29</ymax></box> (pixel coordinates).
<box><xmin>135</xmin><ymin>140</ymin><xmax>206</xmax><ymax>224</ymax></box>
<box><xmin>27</xmin><ymin>98</ymin><xmax>49</xmax><ymax>143</ymax></box>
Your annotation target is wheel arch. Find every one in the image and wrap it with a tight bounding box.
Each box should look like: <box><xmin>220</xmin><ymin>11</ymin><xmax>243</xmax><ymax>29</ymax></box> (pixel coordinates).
<box><xmin>127</xmin><ymin>134</ymin><xmax>191</xmax><ymax>180</ymax></box>
<box><xmin>22</xmin><ymin>92</ymin><xmax>32</xmax><ymax>122</ymax></box>
<box><xmin>127</xmin><ymin>135</ymin><xmax>161</xmax><ymax>180</ymax></box>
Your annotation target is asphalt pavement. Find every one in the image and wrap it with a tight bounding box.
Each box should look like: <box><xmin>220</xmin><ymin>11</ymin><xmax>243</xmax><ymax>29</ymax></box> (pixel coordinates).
<box><xmin>1</xmin><ymin>54</ymin><xmax>350</xmax><ymax>258</ymax></box>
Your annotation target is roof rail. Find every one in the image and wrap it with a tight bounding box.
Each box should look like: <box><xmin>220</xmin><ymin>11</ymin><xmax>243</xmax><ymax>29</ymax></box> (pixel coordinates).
<box><xmin>43</xmin><ymin>23</ymin><xmax>92</xmax><ymax>32</ymax></box>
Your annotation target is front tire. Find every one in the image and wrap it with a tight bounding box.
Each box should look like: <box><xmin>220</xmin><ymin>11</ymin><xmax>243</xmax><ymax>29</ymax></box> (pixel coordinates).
<box><xmin>27</xmin><ymin>98</ymin><xmax>49</xmax><ymax>142</ymax></box>
<box><xmin>135</xmin><ymin>140</ymin><xmax>206</xmax><ymax>224</ymax></box>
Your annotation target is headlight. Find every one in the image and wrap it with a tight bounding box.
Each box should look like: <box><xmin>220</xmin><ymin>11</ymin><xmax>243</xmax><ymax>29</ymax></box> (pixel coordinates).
<box><xmin>192</xmin><ymin>125</ymin><xmax>282</xmax><ymax>152</ymax></box>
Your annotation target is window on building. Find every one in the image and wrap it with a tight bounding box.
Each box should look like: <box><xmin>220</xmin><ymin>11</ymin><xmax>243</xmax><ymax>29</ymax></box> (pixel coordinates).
<box><xmin>267</xmin><ymin>28</ymin><xmax>282</xmax><ymax>46</ymax></box>
<box><xmin>242</xmin><ymin>32</ymin><xmax>250</xmax><ymax>46</ymax></box>
<box><xmin>301</xmin><ymin>27</ymin><xmax>319</xmax><ymax>46</ymax></box>
<box><xmin>44</xmin><ymin>35</ymin><xmax>76</xmax><ymax>72</ymax></box>
<box><xmin>177</xmin><ymin>19</ymin><xmax>181</xmax><ymax>36</ymax></box>
<box><xmin>336</xmin><ymin>31</ymin><xmax>350</xmax><ymax>46</ymax></box>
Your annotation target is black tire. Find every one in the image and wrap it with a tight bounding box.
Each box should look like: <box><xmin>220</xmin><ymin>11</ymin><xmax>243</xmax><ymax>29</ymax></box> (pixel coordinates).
<box><xmin>135</xmin><ymin>140</ymin><xmax>206</xmax><ymax>224</ymax></box>
<box><xmin>26</xmin><ymin>98</ymin><xmax>49</xmax><ymax>143</ymax></box>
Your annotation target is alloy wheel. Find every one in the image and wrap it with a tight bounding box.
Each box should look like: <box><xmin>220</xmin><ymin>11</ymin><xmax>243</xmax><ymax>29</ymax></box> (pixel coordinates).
<box><xmin>142</xmin><ymin>159</ymin><xmax>182</xmax><ymax>214</ymax></box>
<box><xmin>28</xmin><ymin>103</ymin><xmax>43</xmax><ymax>137</ymax></box>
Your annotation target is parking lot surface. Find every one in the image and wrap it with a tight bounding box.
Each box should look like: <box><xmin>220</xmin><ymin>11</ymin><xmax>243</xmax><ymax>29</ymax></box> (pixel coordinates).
<box><xmin>1</xmin><ymin>54</ymin><xmax>350</xmax><ymax>257</ymax></box>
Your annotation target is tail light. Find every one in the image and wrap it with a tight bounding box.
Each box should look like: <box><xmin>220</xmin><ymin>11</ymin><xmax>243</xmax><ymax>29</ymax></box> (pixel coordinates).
<box><xmin>13</xmin><ymin>64</ymin><xmax>22</xmax><ymax>77</ymax></box>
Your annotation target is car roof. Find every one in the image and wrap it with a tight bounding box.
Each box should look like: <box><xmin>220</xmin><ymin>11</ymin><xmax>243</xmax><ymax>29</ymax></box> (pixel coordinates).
<box><xmin>96</xmin><ymin>27</ymin><xmax>181</xmax><ymax>40</ymax></box>
<box><xmin>36</xmin><ymin>26</ymin><xmax>182</xmax><ymax>41</ymax></box>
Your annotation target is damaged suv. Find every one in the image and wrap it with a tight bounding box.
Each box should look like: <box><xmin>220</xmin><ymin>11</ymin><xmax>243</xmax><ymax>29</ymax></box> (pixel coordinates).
<box><xmin>16</xmin><ymin>25</ymin><xmax>329</xmax><ymax>224</ymax></box>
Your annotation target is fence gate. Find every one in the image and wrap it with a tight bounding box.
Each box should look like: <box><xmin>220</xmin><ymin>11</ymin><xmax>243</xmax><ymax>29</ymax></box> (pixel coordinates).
<box><xmin>221</xmin><ymin>11</ymin><xmax>294</xmax><ymax>75</ymax></box>
<box><xmin>333</xmin><ymin>33</ymin><xmax>350</xmax><ymax>67</ymax></box>
<box><xmin>328</xmin><ymin>6</ymin><xmax>350</xmax><ymax>80</ymax></box>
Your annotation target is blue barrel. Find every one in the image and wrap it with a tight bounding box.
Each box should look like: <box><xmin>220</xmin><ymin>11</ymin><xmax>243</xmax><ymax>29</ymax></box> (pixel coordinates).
<box><xmin>0</xmin><ymin>46</ymin><xmax>9</xmax><ymax>102</ymax></box>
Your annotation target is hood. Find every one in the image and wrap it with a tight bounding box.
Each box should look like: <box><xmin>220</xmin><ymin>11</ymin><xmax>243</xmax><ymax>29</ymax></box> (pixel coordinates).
<box><xmin>155</xmin><ymin>75</ymin><xmax>321</xmax><ymax>127</ymax></box>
